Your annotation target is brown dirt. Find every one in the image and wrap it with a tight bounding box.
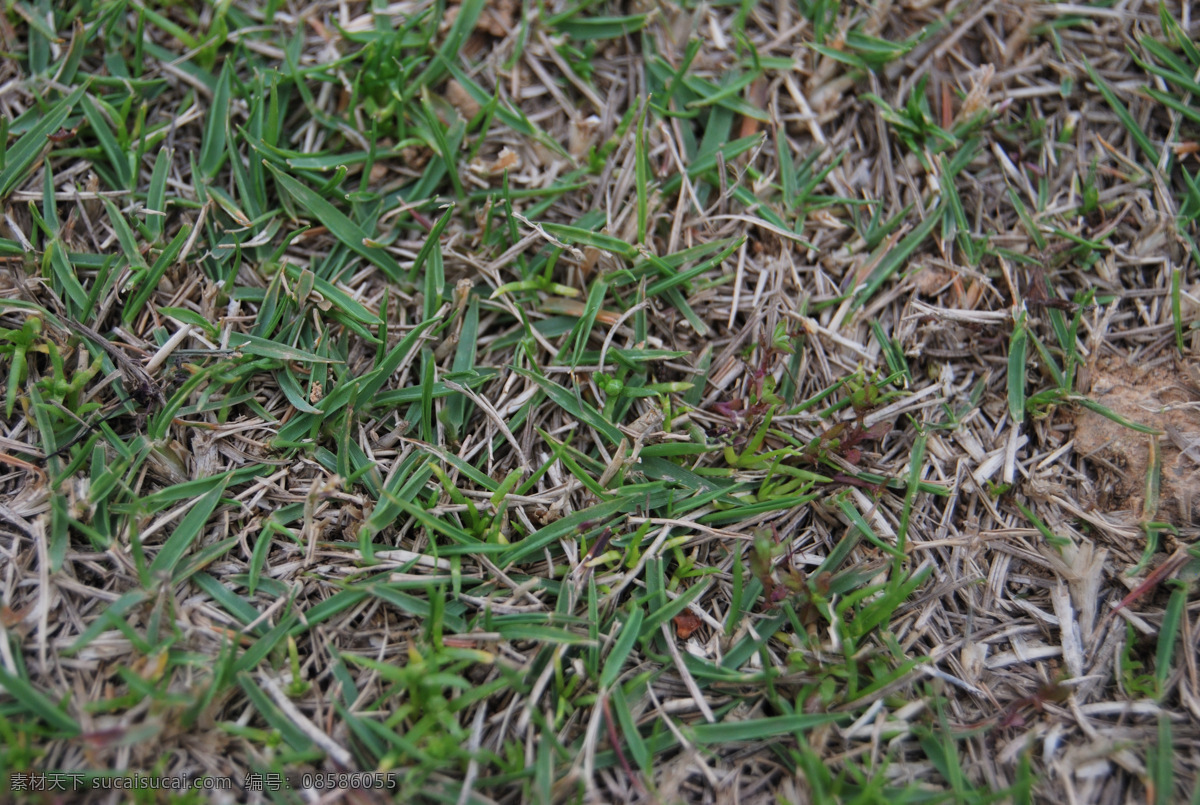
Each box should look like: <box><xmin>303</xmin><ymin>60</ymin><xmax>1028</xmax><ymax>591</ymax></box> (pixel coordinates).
<box><xmin>1075</xmin><ymin>356</ymin><xmax>1200</xmax><ymax>529</ymax></box>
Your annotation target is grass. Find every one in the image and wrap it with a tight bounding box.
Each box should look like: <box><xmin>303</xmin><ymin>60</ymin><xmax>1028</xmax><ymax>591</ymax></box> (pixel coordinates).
<box><xmin>1</xmin><ymin>0</ymin><xmax>1199</xmax><ymax>803</ymax></box>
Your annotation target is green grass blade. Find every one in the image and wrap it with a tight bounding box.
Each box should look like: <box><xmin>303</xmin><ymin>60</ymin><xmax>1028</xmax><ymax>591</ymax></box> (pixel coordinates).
<box><xmin>1008</xmin><ymin>312</ymin><xmax>1027</xmax><ymax>422</ymax></box>
<box><xmin>265</xmin><ymin>162</ymin><xmax>403</xmax><ymax>281</ymax></box>
<box><xmin>600</xmin><ymin>604</ymin><xmax>644</xmax><ymax>689</ymax></box>
<box><xmin>1082</xmin><ymin>57</ymin><xmax>1160</xmax><ymax>167</ymax></box>
<box><xmin>79</xmin><ymin>94</ymin><xmax>132</xmax><ymax>189</ymax></box>
<box><xmin>0</xmin><ymin>83</ymin><xmax>89</xmax><ymax>199</ymax></box>
<box><xmin>0</xmin><ymin>666</ymin><xmax>81</xmax><ymax>735</ymax></box>
<box><xmin>852</xmin><ymin>205</ymin><xmax>941</xmax><ymax>308</ymax></box>
<box><xmin>199</xmin><ymin>62</ymin><xmax>233</xmax><ymax>179</ymax></box>
<box><xmin>147</xmin><ymin>474</ymin><xmax>231</xmax><ymax>577</ymax></box>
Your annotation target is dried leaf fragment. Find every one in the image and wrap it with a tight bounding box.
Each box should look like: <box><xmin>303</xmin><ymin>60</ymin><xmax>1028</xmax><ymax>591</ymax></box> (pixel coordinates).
<box><xmin>673</xmin><ymin>611</ymin><xmax>702</xmax><ymax>639</ymax></box>
<box><xmin>445</xmin><ymin>79</ymin><xmax>481</xmax><ymax>120</ymax></box>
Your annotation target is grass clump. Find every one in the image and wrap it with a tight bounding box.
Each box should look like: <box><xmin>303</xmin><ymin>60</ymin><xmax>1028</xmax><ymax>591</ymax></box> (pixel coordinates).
<box><xmin>0</xmin><ymin>1</ymin><xmax>1198</xmax><ymax>803</ymax></box>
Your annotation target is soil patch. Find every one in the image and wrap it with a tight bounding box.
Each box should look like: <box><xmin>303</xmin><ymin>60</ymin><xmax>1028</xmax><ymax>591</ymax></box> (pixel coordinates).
<box><xmin>1075</xmin><ymin>357</ymin><xmax>1200</xmax><ymax>528</ymax></box>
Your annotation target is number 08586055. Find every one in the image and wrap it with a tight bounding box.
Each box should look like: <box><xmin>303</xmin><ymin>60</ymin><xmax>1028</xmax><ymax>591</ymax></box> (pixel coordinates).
<box><xmin>299</xmin><ymin>772</ymin><xmax>396</xmax><ymax>790</ymax></box>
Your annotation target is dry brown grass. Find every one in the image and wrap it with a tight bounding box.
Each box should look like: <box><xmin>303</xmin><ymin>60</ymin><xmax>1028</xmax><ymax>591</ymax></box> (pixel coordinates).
<box><xmin>1</xmin><ymin>0</ymin><xmax>1198</xmax><ymax>803</ymax></box>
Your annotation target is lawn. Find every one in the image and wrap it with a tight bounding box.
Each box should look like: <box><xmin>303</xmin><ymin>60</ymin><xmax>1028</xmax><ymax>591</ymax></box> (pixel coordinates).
<box><xmin>1</xmin><ymin>0</ymin><xmax>1198</xmax><ymax>802</ymax></box>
